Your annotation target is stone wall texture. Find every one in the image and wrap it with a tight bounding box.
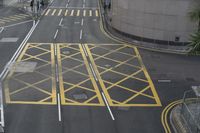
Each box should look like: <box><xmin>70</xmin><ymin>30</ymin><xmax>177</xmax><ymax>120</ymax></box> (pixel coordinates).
<box><xmin>111</xmin><ymin>0</ymin><xmax>200</xmax><ymax>43</ymax></box>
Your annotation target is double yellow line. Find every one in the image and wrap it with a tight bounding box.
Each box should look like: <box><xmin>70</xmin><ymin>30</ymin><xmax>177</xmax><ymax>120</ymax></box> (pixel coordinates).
<box><xmin>161</xmin><ymin>100</ymin><xmax>182</xmax><ymax>133</ymax></box>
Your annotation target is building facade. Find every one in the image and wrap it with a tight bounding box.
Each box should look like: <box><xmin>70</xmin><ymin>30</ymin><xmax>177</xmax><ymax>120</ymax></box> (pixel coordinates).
<box><xmin>110</xmin><ymin>0</ymin><xmax>199</xmax><ymax>44</ymax></box>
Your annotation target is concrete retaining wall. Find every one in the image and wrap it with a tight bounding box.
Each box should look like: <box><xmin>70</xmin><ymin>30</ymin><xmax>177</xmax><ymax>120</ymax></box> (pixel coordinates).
<box><xmin>110</xmin><ymin>0</ymin><xmax>200</xmax><ymax>43</ymax></box>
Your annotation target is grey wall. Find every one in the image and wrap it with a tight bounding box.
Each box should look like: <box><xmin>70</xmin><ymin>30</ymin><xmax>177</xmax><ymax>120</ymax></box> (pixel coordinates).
<box><xmin>111</xmin><ymin>0</ymin><xmax>199</xmax><ymax>43</ymax></box>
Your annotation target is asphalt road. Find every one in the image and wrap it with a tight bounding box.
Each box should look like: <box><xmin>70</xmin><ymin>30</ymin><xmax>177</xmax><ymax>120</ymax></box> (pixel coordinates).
<box><xmin>0</xmin><ymin>0</ymin><xmax>200</xmax><ymax>133</ymax></box>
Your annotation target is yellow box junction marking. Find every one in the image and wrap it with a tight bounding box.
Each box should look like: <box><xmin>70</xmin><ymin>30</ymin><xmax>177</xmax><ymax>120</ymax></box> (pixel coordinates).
<box><xmin>4</xmin><ymin>43</ymin><xmax>57</xmax><ymax>105</ymax></box>
<box><xmin>3</xmin><ymin>43</ymin><xmax>161</xmax><ymax>107</ymax></box>
<box><xmin>85</xmin><ymin>44</ymin><xmax>161</xmax><ymax>107</ymax></box>
<box><xmin>57</xmin><ymin>44</ymin><xmax>104</xmax><ymax>106</ymax></box>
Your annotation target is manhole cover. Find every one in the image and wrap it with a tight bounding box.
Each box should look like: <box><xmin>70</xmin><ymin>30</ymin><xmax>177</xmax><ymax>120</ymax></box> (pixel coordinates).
<box><xmin>10</xmin><ymin>61</ymin><xmax>37</xmax><ymax>73</ymax></box>
<box><xmin>73</xmin><ymin>93</ymin><xmax>88</xmax><ymax>100</ymax></box>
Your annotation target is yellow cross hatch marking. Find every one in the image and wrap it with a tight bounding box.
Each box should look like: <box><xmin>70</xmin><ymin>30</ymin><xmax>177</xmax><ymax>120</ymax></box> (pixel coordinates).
<box><xmin>57</xmin><ymin>44</ymin><xmax>104</xmax><ymax>106</ymax></box>
<box><xmin>4</xmin><ymin>43</ymin><xmax>57</xmax><ymax>105</ymax></box>
<box><xmin>3</xmin><ymin>43</ymin><xmax>161</xmax><ymax>107</ymax></box>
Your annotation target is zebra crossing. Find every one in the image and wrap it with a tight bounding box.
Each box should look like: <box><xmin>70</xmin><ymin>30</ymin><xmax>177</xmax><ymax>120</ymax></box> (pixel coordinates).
<box><xmin>0</xmin><ymin>14</ymin><xmax>30</xmax><ymax>26</ymax></box>
<box><xmin>44</xmin><ymin>8</ymin><xmax>99</xmax><ymax>17</ymax></box>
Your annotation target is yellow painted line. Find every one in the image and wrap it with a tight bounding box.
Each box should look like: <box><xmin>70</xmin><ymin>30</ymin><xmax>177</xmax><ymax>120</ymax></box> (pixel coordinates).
<box><xmin>161</xmin><ymin>100</ymin><xmax>181</xmax><ymax>133</ymax></box>
<box><xmin>83</xmin><ymin>10</ymin><xmax>86</xmax><ymax>17</ymax></box>
<box><xmin>45</xmin><ymin>9</ymin><xmax>51</xmax><ymax>16</ymax></box>
<box><xmin>58</xmin><ymin>9</ymin><xmax>63</xmax><ymax>16</ymax></box>
<box><xmin>89</xmin><ymin>10</ymin><xmax>92</xmax><ymax>16</ymax></box>
<box><xmin>85</xmin><ymin>44</ymin><xmax>113</xmax><ymax>105</ymax></box>
<box><xmin>57</xmin><ymin>44</ymin><xmax>67</xmax><ymax>105</ymax></box>
<box><xmin>4</xmin><ymin>43</ymin><xmax>57</xmax><ymax>105</ymax></box>
<box><xmin>64</xmin><ymin>9</ymin><xmax>68</xmax><ymax>16</ymax></box>
<box><xmin>51</xmin><ymin>9</ymin><xmax>57</xmax><ymax>16</ymax></box>
<box><xmin>70</xmin><ymin>10</ymin><xmax>74</xmax><ymax>16</ymax></box>
<box><xmin>57</xmin><ymin>43</ymin><xmax>104</xmax><ymax>106</ymax></box>
<box><xmin>135</xmin><ymin>47</ymin><xmax>161</xmax><ymax>106</ymax></box>
<box><xmin>76</xmin><ymin>10</ymin><xmax>80</xmax><ymax>16</ymax></box>
<box><xmin>95</xmin><ymin>10</ymin><xmax>98</xmax><ymax>17</ymax></box>
<box><xmin>6</xmin><ymin>101</ymin><xmax>56</xmax><ymax>105</ymax></box>
<box><xmin>51</xmin><ymin>44</ymin><xmax>57</xmax><ymax>104</ymax></box>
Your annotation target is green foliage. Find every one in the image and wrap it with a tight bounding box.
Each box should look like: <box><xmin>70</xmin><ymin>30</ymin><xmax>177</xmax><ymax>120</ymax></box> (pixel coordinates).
<box><xmin>188</xmin><ymin>31</ymin><xmax>200</xmax><ymax>55</ymax></box>
<box><xmin>189</xmin><ymin>6</ymin><xmax>200</xmax><ymax>31</ymax></box>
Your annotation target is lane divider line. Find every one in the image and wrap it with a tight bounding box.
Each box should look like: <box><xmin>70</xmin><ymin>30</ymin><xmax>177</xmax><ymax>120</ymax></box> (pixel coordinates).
<box><xmin>82</xmin><ymin>45</ymin><xmax>88</xmax><ymax>57</ymax></box>
<box><xmin>0</xmin><ymin>20</ymin><xmax>40</xmax><ymax>128</ymax></box>
<box><xmin>54</xmin><ymin>29</ymin><xmax>59</xmax><ymax>39</ymax></box>
<box><xmin>101</xmin><ymin>92</ymin><xmax>115</xmax><ymax>120</ymax></box>
<box><xmin>59</xmin><ymin>18</ymin><xmax>63</xmax><ymax>26</ymax></box>
<box><xmin>89</xmin><ymin>63</ymin><xmax>98</xmax><ymax>81</ymax></box>
<box><xmin>80</xmin><ymin>29</ymin><xmax>83</xmax><ymax>40</ymax></box>
<box><xmin>81</xmin><ymin>18</ymin><xmax>84</xmax><ymax>26</ymax></box>
<box><xmin>0</xmin><ymin>20</ymin><xmax>40</xmax><ymax>80</ymax></box>
<box><xmin>57</xmin><ymin>93</ymin><xmax>62</xmax><ymax>121</ymax></box>
<box><xmin>0</xmin><ymin>27</ymin><xmax>4</xmax><ymax>34</ymax></box>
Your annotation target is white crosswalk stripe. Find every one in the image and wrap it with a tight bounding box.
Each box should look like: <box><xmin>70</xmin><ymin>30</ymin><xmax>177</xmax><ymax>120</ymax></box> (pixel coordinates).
<box><xmin>44</xmin><ymin>9</ymin><xmax>99</xmax><ymax>17</ymax></box>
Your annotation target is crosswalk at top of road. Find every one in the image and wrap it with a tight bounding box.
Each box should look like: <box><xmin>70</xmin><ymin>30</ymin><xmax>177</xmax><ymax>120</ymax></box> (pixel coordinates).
<box><xmin>44</xmin><ymin>8</ymin><xmax>99</xmax><ymax>17</ymax></box>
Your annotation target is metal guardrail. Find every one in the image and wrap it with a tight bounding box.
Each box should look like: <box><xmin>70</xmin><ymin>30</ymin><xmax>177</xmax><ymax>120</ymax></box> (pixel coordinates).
<box><xmin>181</xmin><ymin>88</ymin><xmax>200</xmax><ymax>133</ymax></box>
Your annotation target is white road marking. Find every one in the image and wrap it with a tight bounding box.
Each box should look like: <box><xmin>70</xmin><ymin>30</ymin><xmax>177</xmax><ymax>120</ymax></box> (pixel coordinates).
<box><xmin>52</xmin><ymin>9</ymin><xmax>56</xmax><ymax>16</ymax></box>
<box><xmin>70</xmin><ymin>10</ymin><xmax>74</xmax><ymax>16</ymax></box>
<box><xmin>81</xmin><ymin>18</ymin><xmax>84</xmax><ymax>26</ymax></box>
<box><xmin>45</xmin><ymin>9</ymin><xmax>51</xmax><ymax>16</ymax></box>
<box><xmin>57</xmin><ymin>93</ymin><xmax>62</xmax><ymax>122</ymax></box>
<box><xmin>58</xmin><ymin>9</ymin><xmax>63</xmax><ymax>16</ymax></box>
<box><xmin>101</xmin><ymin>92</ymin><xmax>115</xmax><ymax>121</ymax></box>
<box><xmin>80</xmin><ymin>29</ymin><xmax>83</xmax><ymax>40</ymax></box>
<box><xmin>0</xmin><ymin>27</ymin><xmax>4</xmax><ymax>34</ymax></box>
<box><xmin>0</xmin><ymin>20</ymin><xmax>39</xmax><ymax>80</ymax></box>
<box><xmin>64</xmin><ymin>9</ymin><xmax>68</xmax><ymax>16</ymax></box>
<box><xmin>77</xmin><ymin>10</ymin><xmax>80</xmax><ymax>16</ymax></box>
<box><xmin>89</xmin><ymin>63</ymin><xmax>98</xmax><ymax>81</ymax></box>
<box><xmin>0</xmin><ymin>20</ymin><xmax>40</xmax><ymax>128</ymax></box>
<box><xmin>82</xmin><ymin>45</ymin><xmax>88</xmax><ymax>57</ymax></box>
<box><xmin>83</xmin><ymin>10</ymin><xmax>86</xmax><ymax>16</ymax></box>
<box><xmin>89</xmin><ymin>10</ymin><xmax>92</xmax><ymax>16</ymax></box>
<box><xmin>158</xmin><ymin>80</ymin><xmax>171</xmax><ymax>83</ymax></box>
<box><xmin>54</xmin><ymin>45</ymin><xmax>57</xmax><ymax>56</ymax></box>
<box><xmin>55</xmin><ymin>64</ymin><xmax>59</xmax><ymax>82</ymax></box>
<box><xmin>54</xmin><ymin>29</ymin><xmax>59</xmax><ymax>39</ymax></box>
<box><xmin>59</xmin><ymin>18</ymin><xmax>63</xmax><ymax>26</ymax></box>
<box><xmin>65</xmin><ymin>3</ymin><xmax>68</xmax><ymax>8</ymax></box>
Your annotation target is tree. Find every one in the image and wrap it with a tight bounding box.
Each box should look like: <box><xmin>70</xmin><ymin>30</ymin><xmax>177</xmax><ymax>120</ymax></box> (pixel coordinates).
<box><xmin>189</xmin><ymin>6</ymin><xmax>200</xmax><ymax>32</ymax></box>
<box><xmin>189</xmin><ymin>32</ymin><xmax>200</xmax><ymax>55</ymax></box>
<box><xmin>188</xmin><ymin>6</ymin><xmax>200</xmax><ymax>54</ymax></box>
